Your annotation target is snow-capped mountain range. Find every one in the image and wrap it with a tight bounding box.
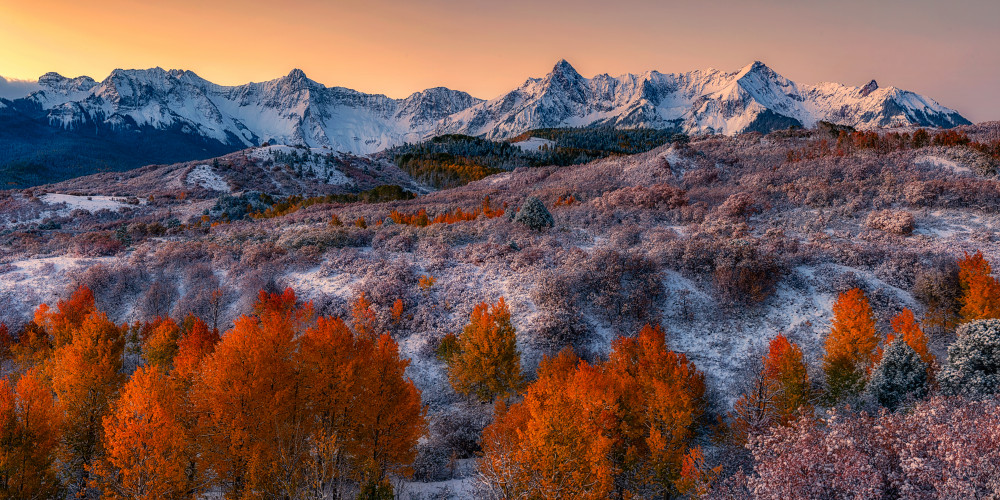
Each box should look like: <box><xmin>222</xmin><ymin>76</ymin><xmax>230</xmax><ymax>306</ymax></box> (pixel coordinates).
<box><xmin>0</xmin><ymin>60</ymin><xmax>969</xmax><ymax>157</ymax></box>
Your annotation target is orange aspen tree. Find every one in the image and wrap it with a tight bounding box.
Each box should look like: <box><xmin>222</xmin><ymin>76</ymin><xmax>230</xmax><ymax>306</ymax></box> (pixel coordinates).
<box><xmin>733</xmin><ymin>334</ymin><xmax>810</xmax><ymax>443</ymax></box>
<box><xmin>889</xmin><ymin>308</ymin><xmax>935</xmax><ymax>376</ymax></box>
<box><xmin>49</xmin><ymin>310</ymin><xmax>126</xmax><ymax>496</ymax></box>
<box><xmin>351</xmin><ymin>293</ymin><xmax>378</xmax><ymax>338</ymax></box>
<box><xmin>823</xmin><ymin>288</ymin><xmax>880</xmax><ymax>402</ymax></box>
<box><xmin>957</xmin><ymin>251</ymin><xmax>1000</xmax><ymax>322</ymax></box>
<box><xmin>762</xmin><ymin>334</ymin><xmax>811</xmax><ymax>422</ymax></box>
<box><xmin>352</xmin><ymin>333</ymin><xmax>426</xmax><ymax>495</ymax></box>
<box><xmin>448</xmin><ymin>298</ymin><xmax>522</xmax><ymax>402</ymax></box>
<box><xmin>142</xmin><ymin>318</ymin><xmax>181</xmax><ymax>369</ymax></box>
<box><xmin>34</xmin><ymin>285</ymin><xmax>96</xmax><ymax>348</ymax></box>
<box><xmin>93</xmin><ymin>366</ymin><xmax>192</xmax><ymax>499</ymax></box>
<box><xmin>479</xmin><ymin>326</ymin><xmax>706</xmax><ymax>498</ymax></box>
<box><xmin>296</xmin><ymin>316</ymin><xmax>360</xmax><ymax>498</ymax></box>
<box><xmin>607</xmin><ymin>324</ymin><xmax>706</xmax><ymax>495</ymax></box>
<box><xmin>172</xmin><ymin>316</ymin><xmax>219</xmax><ymax>381</ymax></box>
<box><xmin>194</xmin><ymin>289</ymin><xmax>312</xmax><ymax>498</ymax></box>
<box><xmin>0</xmin><ymin>369</ymin><xmax>63</xmax><ymax>498</ymax></box>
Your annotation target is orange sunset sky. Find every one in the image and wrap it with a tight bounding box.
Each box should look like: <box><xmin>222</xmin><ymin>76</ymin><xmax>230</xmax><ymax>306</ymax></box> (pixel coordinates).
<box><xmin>1</xmin><ymin>0</ymin><xmax>998</xmax><ymax>122</ymax></box>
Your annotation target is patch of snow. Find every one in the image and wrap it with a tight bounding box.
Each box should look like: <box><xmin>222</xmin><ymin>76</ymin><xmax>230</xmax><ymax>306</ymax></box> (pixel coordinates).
<box><xmin>511</xmin><ymin>136</ymin><xmax>555</xmax><ymax>152</ymax></box>
<box><xmin>915</xmin><ymin>155</ymin><xmax>970</xmax><ymax>175</ymax></box>
<box><xmin>39</xmin><ymin>193</ymin><xmax>144</xmax><ymax>214</ymax></box>
<box><xmin>185</xmin><ymin>164</ymin><xmax>231</xmax><ymax>192</ymax></box>
<box><xmin>0</xmin><ymin>256</ymin><xmax>112</xmax><ymax>327</ymax></box>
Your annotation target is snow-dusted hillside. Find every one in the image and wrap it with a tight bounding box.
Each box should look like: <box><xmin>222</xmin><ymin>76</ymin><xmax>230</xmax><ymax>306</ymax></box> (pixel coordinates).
<box><xmin>0</xmin><ymin>61</ymin><xmax>969</xmax><ymax>159</ymax></box>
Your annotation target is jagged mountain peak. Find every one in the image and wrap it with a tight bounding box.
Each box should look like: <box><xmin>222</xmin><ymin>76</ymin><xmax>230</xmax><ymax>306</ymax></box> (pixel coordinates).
<box><xmin>283</xmin><ymin>68</ymin><xmax>310</xmax><ymax>83</ymax></box>
<box><xmin>551</xmin><ymin>59</ymin><xmax>578</xmax><ymax>73</ymax></box>
<box><xmin>860</xmin><ymin>79</ymin><xmax>879</xmax><ymax>97</ymax></box>
<box><xmin>736</xmin><ymin>60</ymin><xmax>770</xmax><ymax>75</ymax></box>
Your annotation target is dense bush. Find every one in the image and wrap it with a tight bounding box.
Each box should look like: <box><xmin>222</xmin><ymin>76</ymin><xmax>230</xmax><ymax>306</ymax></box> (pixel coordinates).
<box><xmin>940</xmin><ymin>319</ymin><xmax>1000</xmax><ymax>399</ymax></box>
<box><xmin>512</xmin><ymin>196</ymin><xmax>554</xmax><ymax>231</ymax></box>
<box><xmin>866</xmin><ymin>338</ymin><xmax>929</xmax><ymax>411</ymax></box>
<box><xmin>865</xmin><ymin>209</ymin><xmax>915</xmax><ymax>235</ymax></box>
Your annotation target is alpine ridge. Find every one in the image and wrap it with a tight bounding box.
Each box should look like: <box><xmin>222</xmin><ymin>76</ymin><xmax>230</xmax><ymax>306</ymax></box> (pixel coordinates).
<box><xmin>0</xmin><ymin>60</ymin><xmax>971</xmax><ymax>185</ymax></box>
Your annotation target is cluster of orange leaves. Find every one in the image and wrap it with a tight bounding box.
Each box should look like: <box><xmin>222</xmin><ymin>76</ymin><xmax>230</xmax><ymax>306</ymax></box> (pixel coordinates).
<box><xmin>553</xmin><ymin>194</ymin><xmax>578</xmax><ymax>207</ymax></box>
<box><xmin>388</xmin><ymin>196</ymin><xmax>505</xmax><ymax>227</ymax></box>
<box><xmin>0</xmin><ymin>286</ymin><xmax>425</xmax><ymax>499</ymax></box>
<box><xmin>957</xmin><ymin>250</ymin><xmax>1000</xmax><ymax>322</ymax></box>
<box><xmin>732</xmin><ymin>333</ymin><xmax>811</xmax><ymax>443</ymax></box>
<box><xmin>478</xmin><ymin>324</ymin><xmax>707</xmax><ymax>498</ymax></box>
<box><xmin>446</xmin><ymin>298</ymin><xmax>523</xmax><ymax>402</ymax></box>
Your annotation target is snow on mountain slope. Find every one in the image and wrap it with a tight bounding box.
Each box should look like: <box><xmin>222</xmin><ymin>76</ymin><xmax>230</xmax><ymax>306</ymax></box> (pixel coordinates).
<box><xmin>2</xmin><ymin>61</ymin><xmax>969</xmax><ymax>157</ymax></box>
<box><xmin>15</xmin><ymin>68</ymin><xmax>482</xmax><ymax>155</ymax></box>
<box><xmin>440</xmin><ymin>60</ymin><xmax>969</xmax><ymax>138</ymax></box>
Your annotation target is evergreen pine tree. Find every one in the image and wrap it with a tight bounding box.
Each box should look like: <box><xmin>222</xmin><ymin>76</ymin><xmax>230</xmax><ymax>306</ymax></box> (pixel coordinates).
<box><xmin>866</xmin><ymin>338</ymin><xmax>928</xmax><ymax>411</ymax></box>
<box><xmin>513</xmin><ymin>196</ymin><xmax>554</xmax><ymax>231</ymax></box>
<box><xmin>939</xmin><ymin>319</ymin><xmax>1000</xmax><ymax>399</ymax></box>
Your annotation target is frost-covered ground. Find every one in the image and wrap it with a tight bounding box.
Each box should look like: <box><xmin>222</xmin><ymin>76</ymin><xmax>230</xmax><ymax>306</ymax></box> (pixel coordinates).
<box><xmin>40</xmin><ymin>193</ymin><xmax>144</xmax><ymax>214</ymax></box>
<box><xmin>186</xmin><ymin>164</ymin><xmax>231</xmax><ymax>192</ymax></box>
<box><xmin>0</xmin><ymin>256</ymin><xmax>113</xmax><ymax>327</ymax></box>
<box><xmin>4</xmin><ymin>125</ymin><xmax>1000</xmax><ymax>494</ymax></box>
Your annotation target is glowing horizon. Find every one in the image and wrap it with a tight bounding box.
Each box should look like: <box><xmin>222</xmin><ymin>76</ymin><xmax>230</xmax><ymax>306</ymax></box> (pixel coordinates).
<box><xmin>2</xmin><ymin>0</ymin><xmax>998</xmax><ymax>121</ymax></box>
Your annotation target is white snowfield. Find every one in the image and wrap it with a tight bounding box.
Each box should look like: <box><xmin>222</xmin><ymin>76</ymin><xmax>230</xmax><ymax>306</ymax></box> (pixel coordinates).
<box><xmin>39</xmin><ymin>193</ymin><xmax>145</xmax><ymax>213</ymax></box>
<box><xmin>186</xmin><ymin>164</ymin><xmax>231</xmax><ymax>192</ymax></box>
<box><xmin>512</xmin><ymin>136</ymin><xmax>556</xmax><ymax>152</ymax></box>
<box><xmin>8</xmin><ymin>61</ymin><xmax>966</xmax><ymax>156</ymax></box>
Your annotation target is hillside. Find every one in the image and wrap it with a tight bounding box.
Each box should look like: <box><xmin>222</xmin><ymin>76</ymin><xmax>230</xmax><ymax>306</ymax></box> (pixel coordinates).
<box><xmin>3</xmin><ymin>123</ymin><xmax>1000</xmax><ymax>494</ymax></box>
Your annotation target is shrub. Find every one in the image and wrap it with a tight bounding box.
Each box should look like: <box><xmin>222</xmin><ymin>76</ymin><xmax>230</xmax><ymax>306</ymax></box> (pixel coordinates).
<box><xmin>940</xmin><ymin>319</ymin><xmax>1000</xmax><ymax>399</ymax></box>
<box><xmin>713</xmin><ymin>239</ymin><xmax>784</xmax><ymax>306</ymax></box>
<box><xmin>865</xmin><ymin>209</ymin><xmax>915</xmax><ymax>235</ymax></box>
<box><xmin>866</xmin><ymin>338</ymin><xmax>929</xmax><ymax>411</ymax></box>
<box><xmin>512</xmin><ymin>196</ymin><xmax>554</xmax><ymax>231</ymax></box>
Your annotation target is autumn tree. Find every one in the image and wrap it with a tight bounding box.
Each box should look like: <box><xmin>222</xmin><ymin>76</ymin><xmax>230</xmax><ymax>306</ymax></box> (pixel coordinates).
<box><xmin>762</xmin><ymin>334</ymin><xmax>811</xmax><ymax>421</ymax></box>
<box><xmin>142</xmin><ymin>318</ymin><xmax>181</xmax><ymax>369</ymax></box>
<box><xmin>733</xmin><ymin>334</ymin><xmax>810</xmax><ymax>443</ymax></box>
<box><xmin>9</xmin><ymin>322</ymin><xmax>52</xmax><ymax>371</ymax></box>
<box><xmin>172</xmin><ymin>315</ymin><xmax>220</xmax><ymax>382</ymax></box>
<box><xmin>92</xmin><ymin>366</ymin><xmax>194</xmax><ymax>499</ymax></box>
<box><xmin>823</xmin><ymin>288</ymin><xmax>880</xmax><ymax>403</ymax></box>
<box><xmin>479</xmin><ymin>326</ymin><xmax>706</xmax><ymax>498</ymax></box>
<box><xmin>49</xmin><ymin>310</ymin><xmax>126</xmax><ymax>497</ymax></box>
<box><xmin>194</xmin><ymin>289</ymin><xmax>313</xmax><ymax>498</ymax></box>
<box><xmin>448</xmin><ymin>298</ymin><xmax>523</xmax><ymax>402</ymax></box>
<box><xmin>35</xmin><ymin>285</ymin><xmax>96</xmax><ymax>348</ymax></box>
<box><xmin>296</xmin><ymin>310</ymin><xmax>425</xmax><ymax>498</ymax></box>
<box><xmin>352</xmin><ymin>292</ymin><xmax>378</xmax><ymax>338</ymax></box>
<box><xmin>351</xmin><ymin>334</ymin><xmax>425</xmax><ymax>494</ymax></box>
<box><xmin>889</xmin><ymin>308</ymin><xmax>935</xmax><ymax>377</ymax></box>
<box><xmin>0</xmin><ymin>369</ymin><xmax>63</xmax><ymax>498</ymax></box>
<box><xmin>296</xmin><ymin>316</ymin><xmax>360</xmax><ymax>498</ymax></box>
<box><xmin>957</xmin><ymin>251</ymin><xmax>1000</xmax><ymax>322</ymax></box>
